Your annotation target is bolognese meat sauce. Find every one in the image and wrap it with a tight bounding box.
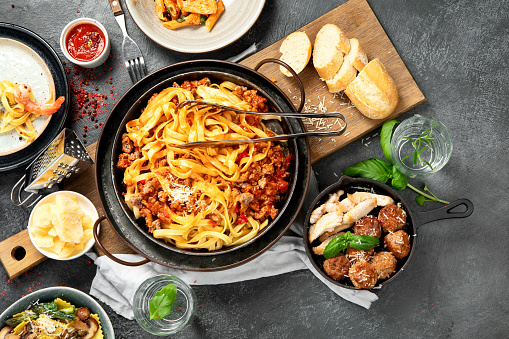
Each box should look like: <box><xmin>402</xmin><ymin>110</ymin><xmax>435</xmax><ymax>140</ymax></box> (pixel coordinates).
<box><xmin>117</xmin><ymin>79</ymin><xmax>290</xmax><ymax>235</ymax></box>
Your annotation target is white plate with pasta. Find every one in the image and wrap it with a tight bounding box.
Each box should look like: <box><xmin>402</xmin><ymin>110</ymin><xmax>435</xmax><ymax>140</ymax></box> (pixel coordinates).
<box><xmin>125</xmin><ymin>0</ymin><xmax>265</xmax><ymax>53</ymax></box>
<box><xmin>0</xmin><ymin>38</ymin><xmax>55</xmax><ymax>156</ymax></box>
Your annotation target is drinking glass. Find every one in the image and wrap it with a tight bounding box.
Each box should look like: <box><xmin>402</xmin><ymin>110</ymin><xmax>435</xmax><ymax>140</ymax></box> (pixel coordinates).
<box><xmin>133</xmin><ymin>275</ymin><xmax>195</xmax><ymax>335</ymax></box>
<box><xmin>390</xmin><ymin>115</ymin><xmax>453</xmax><ymax>178</ymax></box>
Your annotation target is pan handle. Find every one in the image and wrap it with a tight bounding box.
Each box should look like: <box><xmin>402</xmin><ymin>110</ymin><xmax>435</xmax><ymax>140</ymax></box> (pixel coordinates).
<box><xmin>414</xmin><ymin>198</ymin><xmax>474</xmax><ymax>228</ymax></box>
<box><xmin>254</xmin><ymin>59</ymin><xmax>305</xmax><ymax>113</ymax></box>
<box><xmin>93</xmin><ymin>216</ymin><xmax>150</xmax><ymax>266</ymax></box>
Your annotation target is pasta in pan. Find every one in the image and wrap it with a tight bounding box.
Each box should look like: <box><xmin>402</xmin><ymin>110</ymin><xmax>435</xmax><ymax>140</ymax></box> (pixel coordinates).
<box><xmin>155</xmin><ymin>0</ymin><xmax>225</xmax><ymax>31</ymax></box>
<box><xmin>117</xmin><ymin>78</ymin><xmax>292</xmax><ymax>251</ymax></box>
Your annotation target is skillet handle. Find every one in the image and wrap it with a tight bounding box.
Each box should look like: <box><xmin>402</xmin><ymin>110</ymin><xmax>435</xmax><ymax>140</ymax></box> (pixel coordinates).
<box><xmin>414</xmin><ymin>199</ymin><xmax>474</xmax><ymax>228</ymax></box>
<box><xmin>254</xmin><ymin>59</ymin><xmax>305</xmax><ymax>113</ymax></box>
<box><xmin>93</xmin><ymin>216</ymin><xmax>151</xmax><ymax>266</ymax></box>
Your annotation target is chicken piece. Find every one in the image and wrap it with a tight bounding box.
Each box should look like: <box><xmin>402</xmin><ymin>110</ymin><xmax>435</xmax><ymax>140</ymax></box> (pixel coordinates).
<box><xmin>338</xmin><ymin>197</ymin><xmax>355</xmax><ymax>212</ymax></box>
<box><xmin>312</xmin><ymin>232</ymin><xmax>345</xmax><ymax>255</ymax></box>
<box><xmin>308</xmin><ymin>210</ymin><xmax>343</xmax><ymax>243</ymax></box>
<box><xmin>347</xmin><ymin>191</ymin><xmax>395</xmax><ymax>206</ymax></box>
<box><xmin>318</xmin><ymin>198</ymin><xmax>377</xmax><ymax>242</ymax></box>
<box><xmin>309</xmin><ymin>190</ymin><xmax>344</xmax><ymax>224</ymax></box>
<box><xmin>342</xmin><ymin>198</ymin><xmax>377</xmax><ymax>225</ymax></box>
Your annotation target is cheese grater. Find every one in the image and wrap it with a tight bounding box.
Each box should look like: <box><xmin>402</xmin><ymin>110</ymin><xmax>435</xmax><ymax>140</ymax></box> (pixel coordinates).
<box><xmin>11</xmin><ymin>128</ymin><xmax>94</xmax><ymax>207</ymax></box>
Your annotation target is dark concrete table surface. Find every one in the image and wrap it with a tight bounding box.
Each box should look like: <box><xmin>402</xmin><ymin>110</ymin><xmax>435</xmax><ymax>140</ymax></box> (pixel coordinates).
<box><xmin>1</xmin><ymin>0</ymin><xmax>507</xmax><ymax>338</ymax></box>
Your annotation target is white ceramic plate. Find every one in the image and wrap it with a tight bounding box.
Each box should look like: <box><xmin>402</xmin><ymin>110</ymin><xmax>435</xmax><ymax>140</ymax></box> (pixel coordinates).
<box><xmin>28</xmin><ymin>191</ymin><xmax>100</xmax><ymax>261</ymax></box>
<box><xmin>0</xmin><ymin>38</ymin><xmax>55</xmax><ymax>156</ymax></box>
<box><xmin>125</xmin><ymin>0</ymin><xmax>265</xmax><ymax>53</ymax></box>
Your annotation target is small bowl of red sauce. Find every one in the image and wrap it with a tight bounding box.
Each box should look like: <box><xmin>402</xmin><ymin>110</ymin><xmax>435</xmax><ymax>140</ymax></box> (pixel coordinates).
<box><xmin>60</xmin><ymin>18</ymin><xmax>110</xmax><ymax>68</ymax></box>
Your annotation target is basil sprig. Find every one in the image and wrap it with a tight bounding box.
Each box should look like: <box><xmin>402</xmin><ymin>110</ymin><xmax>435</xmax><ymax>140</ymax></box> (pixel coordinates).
<box><xmin>149</xmin><ymin>283</ymin><xmax>177</xmax><ymax>320</ymax></box>
<box><xmin>344</xmin><ymin>120</ymin><xmax>449</xmax><ymax>205</ymax></box>
<box><xmin>323</xmin><ymin>231</ymin><xmax>379</xmax><ymax>259</ymax></box>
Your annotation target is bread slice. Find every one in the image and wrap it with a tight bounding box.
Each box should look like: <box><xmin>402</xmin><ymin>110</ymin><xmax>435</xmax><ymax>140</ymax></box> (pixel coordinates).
<box><xmin>279</xmin><ymin>31</ymin><xmax>312</xmax><ymax>77</ymax></box>
<box><xmin>325</xmin><ymin>53</ymin><xmax>357</xmax><ymax>93</ymax></box>
<box><xmin>312</xmin><ymin>24</ymin><xmax>347</xmax><ymax>80</ymax></box>
<box><xmin>347</xmin><ymin>38</ymin><xmax>368</xmax><ymax>72</ymax></box>
<box><xmin>345</xmin><ymin>58</ymin><xmax>399</xmax><ymax>119</ymax></box>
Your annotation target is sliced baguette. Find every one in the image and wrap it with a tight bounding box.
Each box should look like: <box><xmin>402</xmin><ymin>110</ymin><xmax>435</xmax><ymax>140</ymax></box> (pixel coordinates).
<box><xmin>313</xmin><ymin>24</ymin><xmax>346</xmax><ymax>80</ymax></box>
<box><xmin>325</xmin><ymin>53</ymin><xmax>357</xmax><ymax>93</ymax></box>
<box><xmin>347</xmin><ymin>38</ymin><xmax>368</xmax><ymax>72</ymax></box>
<box><xmin>279</xmin><ymin>31</ymin><xmax>312</xmax><ymax>77</ymax></box>
<box><xmin>345</xmin><ymin>58</ymin><xmax>399</xmax><ymax>119</ymax></box>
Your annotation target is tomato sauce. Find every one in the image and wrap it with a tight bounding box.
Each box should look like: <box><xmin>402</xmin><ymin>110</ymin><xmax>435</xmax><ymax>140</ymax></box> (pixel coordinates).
<box><xmin>66</xmin><ymin>23</ymin><xmax>106</xmax><ymax>62</ymax></box>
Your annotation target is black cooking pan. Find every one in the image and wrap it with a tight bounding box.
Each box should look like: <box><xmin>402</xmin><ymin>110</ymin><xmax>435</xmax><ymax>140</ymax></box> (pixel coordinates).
<box><xmin>304</xmin><ymin>176</ymin><xmax>474</xmax><ymax>290</ymax></box>
<box><xmin>94</xmin><ymin>59</ymin><xmax>311</xmax><ymax>270</ymax></box>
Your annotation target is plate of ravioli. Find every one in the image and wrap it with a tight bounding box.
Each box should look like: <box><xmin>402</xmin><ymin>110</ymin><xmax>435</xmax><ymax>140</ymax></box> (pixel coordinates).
<box><xmin>125</xmin><ymin>0</ymin><xmax>266</xmax><ymax>53</ymax></box>
<box><xmin>0</xmin><ymin>23</ymin><xmax>69</xmax><ymax>171</ymax></box>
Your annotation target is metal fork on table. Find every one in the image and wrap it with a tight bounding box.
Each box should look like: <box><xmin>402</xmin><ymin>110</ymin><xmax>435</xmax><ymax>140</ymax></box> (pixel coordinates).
<box><xmin>108</xmin><ymin>0</ymin><xmax>147</xmax><ymax>83</ymax></box>
<box><xmin>171</xmin><ymin>100</ymin><xmax>348</xmax><ymax>149</ymax></box>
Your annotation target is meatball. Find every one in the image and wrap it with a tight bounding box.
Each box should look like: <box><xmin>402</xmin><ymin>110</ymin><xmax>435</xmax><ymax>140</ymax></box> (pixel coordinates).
<box><xmin>384</xmin><ymin>230</ymin><xmax>411</xmax><ymax>259</ymax></box>
<box><xmin>371</xmin><ymin>251</ymin><xmax>397</xmax><ymax>279</ymax></box>
<box><xmin>353</xmin><ymin>215</ymin><xmax>382</xmax><ymax>239</ymax></box>
<box><xmin>346</xmin><ymin>246</ymin><xmax>374</xmax><ymax>263</ymax></box>
<box><xmin>378</xmin><ymin>204</ymin><xmax>407</xmax><ymax>233</ymax></box>
<box><xmin>348</xmin><ymin>261</ymin><xmax>378</xmax><ymax>289</ymax></box>
<box><xmin>323</xmin><ymin>255</ymin><xmax>351</xmax><ymax>281</ymax></box>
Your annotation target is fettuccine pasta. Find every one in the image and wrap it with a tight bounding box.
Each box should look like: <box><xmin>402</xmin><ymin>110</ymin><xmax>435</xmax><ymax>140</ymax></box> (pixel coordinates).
<box><xmin>0</xmin><ymin>80</ymin><xmax>40</xmax><ymax>142</ymax></box>
<box><xmin>117</xmin><ymin>78</ymin><xmax>292</xmax><ymax>251</ymax></box>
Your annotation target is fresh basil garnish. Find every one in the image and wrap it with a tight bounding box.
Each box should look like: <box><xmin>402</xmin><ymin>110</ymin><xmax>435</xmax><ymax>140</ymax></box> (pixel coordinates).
<box><xmin>323</xmin><ymin>231</ymin><xmax>379</xmax><ymax>259</ymax></box>
<box><xmin>149</xmin><ymin>283</ymin><xmax>177</xmax><ymax>320</ymax></box>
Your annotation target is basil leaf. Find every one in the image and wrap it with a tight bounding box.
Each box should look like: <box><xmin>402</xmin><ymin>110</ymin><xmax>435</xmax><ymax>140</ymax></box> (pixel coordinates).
<box><xmin>349</xmin><ymin>234</ymin><xmax>379</xmax><ymax>251</ymax></box>
<box><xmin>344</xmin><ymin>158</ymin><xmax>392</xmax><ymax>183</ymax></box>
<box><xmin>149</xmin><ymin>283</ymin><xmax>177</xmax><ymax>320</ymax></box>
<box><xmin>323</xmin><ymin>235</ymin><xmax>349</xmax><ymax>259</ymax></box>
<box><xmin>380</xmin><ymin>120</ymin><xmax>399</xmax><ymax>164</ymax></box>
<box><xmin>391</xmin><ymin>166</ymin><xmax>408</xmax><ymax>190</ymax></box>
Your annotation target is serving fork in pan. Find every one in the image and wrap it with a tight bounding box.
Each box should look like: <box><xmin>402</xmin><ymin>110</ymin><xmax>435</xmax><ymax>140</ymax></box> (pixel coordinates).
<box><xmin>172</xmin><ymin>100</ymin><xmax>347</xmax><ymax>149</ymax></box>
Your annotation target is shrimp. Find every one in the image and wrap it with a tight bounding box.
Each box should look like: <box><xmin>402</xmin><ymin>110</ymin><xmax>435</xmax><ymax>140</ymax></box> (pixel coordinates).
<box><xmin>14</xmin><ymin>83</ymin><xmax>64</xmax><ymax>115</ymax></box>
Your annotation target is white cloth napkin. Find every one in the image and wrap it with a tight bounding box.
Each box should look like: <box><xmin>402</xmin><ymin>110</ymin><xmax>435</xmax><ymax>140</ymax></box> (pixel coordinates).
<box><xmin>89</xmin><ymin>172</ymin><xmax>377</xmax><ymax>319</ymax></box>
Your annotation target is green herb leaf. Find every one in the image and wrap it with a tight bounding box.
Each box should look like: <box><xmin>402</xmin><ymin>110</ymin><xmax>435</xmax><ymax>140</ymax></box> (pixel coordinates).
<box><xmin>415</xmin><ymin>195</ymin><xmax>426</xmax><ymax>205</ymax></box>
<box><xmin>344</xmin><ymin>158</ymin><xmax>392</xmax><ymax>183</ymax></box>
<box><xmin>391</xmin><ymin>166</ymin><xmax>408</xmax><ymax>190</ymax></box>
<box><xmin>323</xmin><ymin>231</ymin><xmax>379</xmax><ymax>259</ymax></box>
<box><xmin>348</xmin><ymin>234</ymin><xmax>380</xmax><ymax>250</ymax></box>
<box><xmin>323</xmin><ymin>234</ymin><xmax>349</xmax><ymax>259</ymax></box>
<box><xmin>149</xmin><ymin>283</ymin><xmax>177</xmax><ymax>320</ymax></box>
<box><xmin>200</xmin><ymin>14</ymin><xmax>207</xmax><ymax>24</ymax></box>
<box><xmin>380</xmin><ymin>120</ymin><xmax>399</xmax><ymax>164</ymax></box>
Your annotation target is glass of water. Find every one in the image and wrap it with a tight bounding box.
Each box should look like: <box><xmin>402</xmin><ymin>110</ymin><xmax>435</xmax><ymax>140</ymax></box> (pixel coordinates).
<box><xmin>133</xmin><ymin>275</ymin><xmax>195</xmax><ymax>335</ymax></box>
<box><xmin>390</xmin><ymin>115</ymin><xmax>453</xmax><ymax>178</ymax></box>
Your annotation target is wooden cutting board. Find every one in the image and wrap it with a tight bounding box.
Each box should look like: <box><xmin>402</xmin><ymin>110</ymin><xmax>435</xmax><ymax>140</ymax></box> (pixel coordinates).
<box><xmin>240</xmin><ymin>0</ymin><xmax>426</xmax><ymax>163</ymax></box>
<box><xmin>0</xmin><ymin>0</ymin><xmax>425</xmax><ymax>278</ymax></box>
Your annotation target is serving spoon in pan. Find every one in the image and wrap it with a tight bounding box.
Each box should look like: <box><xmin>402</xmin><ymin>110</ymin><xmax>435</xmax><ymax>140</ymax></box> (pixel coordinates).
<box><xmin>171</xmin><ymin>100</ymin><xmax>348</xmax><ymax>149</ymax></box>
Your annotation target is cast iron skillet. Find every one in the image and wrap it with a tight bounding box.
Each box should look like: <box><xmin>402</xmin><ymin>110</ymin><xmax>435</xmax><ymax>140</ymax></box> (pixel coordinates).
<box><xmin>94</xmin><ymin>59</ymin><xmax>311</xmax><ymax>270</ymax></box>
<box><xmin>304</xmin><ymin>176</ymin><xmax>474</xmax><ymax>290</ymax></box>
